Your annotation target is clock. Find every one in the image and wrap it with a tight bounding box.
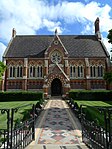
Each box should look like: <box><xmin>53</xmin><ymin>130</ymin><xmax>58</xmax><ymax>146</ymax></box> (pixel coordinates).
<box><xmin>51</xmin><ymin>51</ymin><xmax>61</xmax><ymax>63</ymax></box>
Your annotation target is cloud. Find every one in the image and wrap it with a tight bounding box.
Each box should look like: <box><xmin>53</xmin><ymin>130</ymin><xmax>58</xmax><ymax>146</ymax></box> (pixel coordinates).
<box><xmin>43</xmin><ymin>19</ymin><xmax>62</xmax><ymax>34</ymax></box>
<box><xmin>0</xmin><ymin>42</ymin><xmax>6</xmax><ymax>61</ymax></box>
<box><xmin>0</xmin><ymin>0</ymin><xmax>112</xmax><ymax>57</ymax></box>
<box><xmin>103</xmin><ymin>37</ymin><xmax>112</xmax><ymax>54</ymax></box>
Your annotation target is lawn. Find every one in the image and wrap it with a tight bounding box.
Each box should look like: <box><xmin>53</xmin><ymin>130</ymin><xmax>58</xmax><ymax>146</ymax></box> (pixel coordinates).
<box><xmin>0</xmin><ymin>101</ymin><xmax>38</xmax><ymax>129</ymax></box>
<box><xmin>74</xmin><ymin>100</ymin><xmax>112</xmax><ymax>107</ymax></box>
<box><xmin>74</xmin><ymin>100</ymin><xmax>112</xmax><ymax>128</ymax></box>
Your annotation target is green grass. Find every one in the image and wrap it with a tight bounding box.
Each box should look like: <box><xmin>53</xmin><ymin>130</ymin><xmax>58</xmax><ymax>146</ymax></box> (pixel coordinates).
<box><xmin>74</xmin><ymin>100</ymin><xmax>112</xmax><ymax>128</ymax></box>
<box><xmin>0</xmin><ymin>101</ymin><xmax>38</xmax><ymax>129</ymax></box>
<box><xmin>74</xmin><ymin>100</ymin><xmax>111</xmax><ymax>107</ymax></box>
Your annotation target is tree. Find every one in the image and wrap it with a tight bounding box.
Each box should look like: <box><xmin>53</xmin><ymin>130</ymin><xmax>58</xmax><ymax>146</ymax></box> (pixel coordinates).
<box><xmin>104</xmin><ymin>30</ymin><xmax>112</xmax><ymax>86</ymax></box>
<box><xmin>0</xmin><ymin>61</ymin><xmax>6</xmax><ymax>80</ymax></box>
<box><xmin>103</xmin><ymin>72</ymin><xmax>112</xmax><ymax>85</ymax></box>
<box><xmin>107</xmin><ymin>29</ymin><xmax>112</xmax><ymax>44</ymax></box>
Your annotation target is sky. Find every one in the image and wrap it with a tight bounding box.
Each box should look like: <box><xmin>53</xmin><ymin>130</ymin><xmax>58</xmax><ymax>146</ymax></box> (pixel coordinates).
<box><xmin>0</xmin><ymin>0</ymin><xmax>112</xmax><ymax>60</ymax></box>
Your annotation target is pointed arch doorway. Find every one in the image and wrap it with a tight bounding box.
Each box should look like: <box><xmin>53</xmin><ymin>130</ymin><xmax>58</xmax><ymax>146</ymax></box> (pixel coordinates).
<box><xmin>51</xmin><ymin>78</ymin><xmax>62</xmax><ymax>96</ymax></box>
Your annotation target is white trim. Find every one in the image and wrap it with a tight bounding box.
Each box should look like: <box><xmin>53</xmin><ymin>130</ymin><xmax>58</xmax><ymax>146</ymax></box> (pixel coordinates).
<box><xmin>3</xmin><ymin>38</ymin><xmax>13</xmax><ymax>59</ymax></box>
<box><xmin>56</xmin><ymin>63</ymin><xmax>69</xmax><ymax>81</ymax></box>
<box><xmin>56</xmin><ymin>35</ymin><xmax>68</xmax><ymax>55</ymax></box>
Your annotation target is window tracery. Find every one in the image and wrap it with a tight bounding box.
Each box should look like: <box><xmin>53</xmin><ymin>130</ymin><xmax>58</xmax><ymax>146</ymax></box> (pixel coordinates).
<box><xmin>70</xmin><ymin>65</ymin><xmax>84</xmax><ymax>78</ymax></box>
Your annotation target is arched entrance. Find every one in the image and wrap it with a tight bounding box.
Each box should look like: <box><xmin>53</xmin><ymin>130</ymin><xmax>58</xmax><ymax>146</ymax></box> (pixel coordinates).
<box><xmin>51</xmin><ymin>78</ymin><xmax>62</xmax><ymax>96</ymax></box>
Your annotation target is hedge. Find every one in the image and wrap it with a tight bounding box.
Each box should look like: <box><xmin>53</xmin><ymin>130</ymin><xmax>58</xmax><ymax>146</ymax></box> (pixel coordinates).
<box><xmin>0</xmin><ymin>91</ymin><xmax>44</xmax><ymax>103</ymax></box>
<box><xmin>69</xmin><ymin>90</ymin><xmax>112</xmax><ymax>101</ymax></box>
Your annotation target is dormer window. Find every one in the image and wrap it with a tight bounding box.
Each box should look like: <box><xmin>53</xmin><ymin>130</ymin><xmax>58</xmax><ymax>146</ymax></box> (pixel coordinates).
<box><xmin>51</xmin><ymin>50</ymin><xmax>61</xmax><ymax>63</ymax></box>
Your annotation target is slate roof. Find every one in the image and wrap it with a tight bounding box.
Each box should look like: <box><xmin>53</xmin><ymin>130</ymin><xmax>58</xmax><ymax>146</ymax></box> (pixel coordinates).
<box><xmin>4</xmin><ymin>35</ymin><xmax>109</xmax><ymax>58</ymax></box>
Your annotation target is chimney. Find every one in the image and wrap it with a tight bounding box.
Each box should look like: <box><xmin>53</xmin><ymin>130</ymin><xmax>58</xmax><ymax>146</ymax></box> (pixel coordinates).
<box><xmin>12</xmin><ymin>28</ymin><xmax>16</xmax><ymax>38</ymax></box>
<box><xmin>94</xmin><ymin>17</ymin><xmax>101</xmax><ymax>40</ymax></box>
<box><xmin>95</xmin><ymin>17</ymin><xmax>99</xmax><ymax>33</ymax></box>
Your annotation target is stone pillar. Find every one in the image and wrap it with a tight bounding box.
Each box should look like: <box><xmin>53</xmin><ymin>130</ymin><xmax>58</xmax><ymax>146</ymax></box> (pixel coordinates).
<box><xmin>65</xmin><ymin>60</ymin><xmax>69</xmax><ymax>75</ymax></box>
<box><xmin>85</xmin><ymin>58</ymin><xmax>91</xmax><ymax>90</ymax></box>
<box><xmin>43</xmin><ymin>84</ymin><xmax>48</xmax><ymax>98</ymax></box>
<box><xmin>64</xmin><ymin>79</ymin><xmax>70</xmax><ymax>97</ymax></box>
<box><xmin>23</xmin><ymin>58</ymin><xmax>28</xmax><ymax>90</ymax></box>
<box><xmin>44</xmin><ymin>60</ymin><xmax>48</xmax><ymax>76</ymax></box>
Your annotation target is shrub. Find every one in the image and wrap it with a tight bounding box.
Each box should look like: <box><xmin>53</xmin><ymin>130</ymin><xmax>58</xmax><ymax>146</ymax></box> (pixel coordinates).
<box><xmin>0</xmin><ymin>91</ymin><xmax>43</xmax><ymax>102</ymax></box>
<box><xmin>69</xmin><ymin>90</ymin><xmax>112</xmax><ymax>101</ymax></box>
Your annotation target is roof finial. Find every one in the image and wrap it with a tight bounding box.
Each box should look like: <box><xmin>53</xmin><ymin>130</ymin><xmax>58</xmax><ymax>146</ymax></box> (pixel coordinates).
<box><xmin>55</xmin><ymin>28</ymin><xmax>58</xmax><ymax>35</ymax></box>
<box><xmin>12</xmin><ymin>28</ymin><xmax>16</xmax><ymax>38</ymax></box>
<box><xmin>94</xmin><ymin>17</ymin><xmax>101</xmax><ymax>40</ymax></box>
<box><xmin>94</xmin><ymin>17</ymin><xmax>100</xmax><ymax>34</ymax></box>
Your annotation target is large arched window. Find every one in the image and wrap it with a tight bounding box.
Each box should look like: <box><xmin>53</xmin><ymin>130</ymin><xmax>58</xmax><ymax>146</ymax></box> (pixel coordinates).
<box><xmin>90</xmin><ymin>65</ymin><xmax>104</xmax><ymax>78</ymax></box>
<box><xmin>29</xmin><ymin>65</ymin><xmax>43</xmax><ymax>78</ymax></box>
<box><xmin>70</xmin><ymin>65</ymin><xmax>84</xmax><ymax>78</ymax></box>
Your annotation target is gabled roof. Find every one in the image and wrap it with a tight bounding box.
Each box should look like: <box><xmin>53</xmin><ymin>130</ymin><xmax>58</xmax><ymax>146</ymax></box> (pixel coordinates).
<box><xmin>4</xmin><ymin>35</ymin><xmax>109</xmax><ymax>58</ymax></box>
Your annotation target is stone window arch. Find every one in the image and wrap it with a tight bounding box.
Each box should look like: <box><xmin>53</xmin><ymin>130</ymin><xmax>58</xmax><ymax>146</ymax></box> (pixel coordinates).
<box><xmin>29</xmin><ymin>64</ymin><xmax>43</xmax><ymax>78</ymax></box>
<box><xmin>70</xmin><ymin>64</ymin><xmax>84</xmax><ymax>78</ymax></box>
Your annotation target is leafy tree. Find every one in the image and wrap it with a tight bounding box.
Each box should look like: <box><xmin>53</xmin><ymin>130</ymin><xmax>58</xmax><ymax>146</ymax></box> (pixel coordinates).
<box><xmin>103</xmin><ymin>72</ymin><xmax>112</xmax><ymax>84</ymax></box>
<box><xmin>0</xmin><ymin>61</ymin><xmax>6</xmax><ymax>80</ymax></box>
<box><xmin>107</xmin><ymin>29</ymin><xmax>112</xmax><ymax>44</ymax></box>
<box><xmin>104</xmin><ymin>30</ymin><xmax>112</xmax><ymax>85</ymax></box>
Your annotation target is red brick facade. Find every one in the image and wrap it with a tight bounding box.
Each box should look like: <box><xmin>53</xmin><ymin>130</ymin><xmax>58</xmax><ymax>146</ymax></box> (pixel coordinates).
<box><xmin>2</xmin><ymin>18</ymin><xmax>112</xmax><ymax>97</ymax></box>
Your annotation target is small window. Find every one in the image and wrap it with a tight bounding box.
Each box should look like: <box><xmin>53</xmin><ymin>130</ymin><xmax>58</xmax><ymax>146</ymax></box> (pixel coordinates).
<box><xmin>78</xmin><ymin>66</ymin><xmax>83</xmax><ymax>77</ymax></box>
<box><xmin>29</xmin><ymin>66</ymin><xmax>35</xmax><ymax>77</ymax></box>
<box><xmin>37</xmin><ymin>66</ymin><xmax>43</xmax><ymax>78</ymax></box>
<box><xmin>17</xmin><ymin>66</ymin><xmax>23</xmax><ymax>77</ymax></box>
<box><xmin>90</xmin><ymin>66</ymin><xmax>96</xmax><ymax>77</ymax></box>
<box><xmin>98</xmin><ymin>66</ymin><xmax>103</xmax><ymax>77</ymax></box>
<box><xmin>70</xmin><ymin>66</ymin><xmax>76</xmax><ymax>78</ymax></box>
<box><xmin>9</xmin><ymin>66</ymin><xmax>16</xmax><ymax>78</ymax></box>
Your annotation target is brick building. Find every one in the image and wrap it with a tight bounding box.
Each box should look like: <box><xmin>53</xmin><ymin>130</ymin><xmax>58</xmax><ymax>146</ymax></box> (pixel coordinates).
<box><xmin>1</xmin><ymin>18</ymin><xmax>111</xmax><ymax>97</ymax></box>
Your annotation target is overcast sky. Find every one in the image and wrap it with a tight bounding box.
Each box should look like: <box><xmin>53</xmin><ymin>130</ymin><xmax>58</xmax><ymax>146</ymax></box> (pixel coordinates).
<box><xmin>0</xmin><ymin>0</ymin><xmax>112</xmax><ymax>60</ymax></box>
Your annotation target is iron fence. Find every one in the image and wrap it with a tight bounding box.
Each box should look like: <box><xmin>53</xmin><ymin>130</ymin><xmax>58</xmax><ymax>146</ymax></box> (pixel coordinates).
<box><xmin>80</xmin><ymin>105</ymin><xmax>112</xmax><ymax>149</ymax></box>
<box><xmin>67</xmin><ymin>98</ymin><xmax>112</xmax><ymax>149</ymax></box>
<box><xmin>0</xmin><ymin>103</ymin><xmax>39</xmax><ymax>149</ymax></box>
<box><xmin>81</xmin><ymin>113</ymin><xmax>107</xmax><ymax>149</ymax></box>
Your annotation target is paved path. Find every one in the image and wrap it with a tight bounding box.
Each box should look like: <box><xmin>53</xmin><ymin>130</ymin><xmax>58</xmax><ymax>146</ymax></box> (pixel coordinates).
<box><xmin>26</xmin><ymin>97</ymin><xmax>88</xmax><ymax>149</ymax></box>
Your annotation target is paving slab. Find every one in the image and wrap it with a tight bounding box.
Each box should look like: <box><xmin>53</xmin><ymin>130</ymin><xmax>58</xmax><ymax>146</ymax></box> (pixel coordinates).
<box><xmin>26</xmin><ymin>97</ymin><xmax>88</xmax><ymax>149</ymax></box>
